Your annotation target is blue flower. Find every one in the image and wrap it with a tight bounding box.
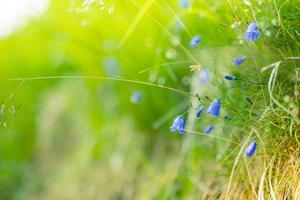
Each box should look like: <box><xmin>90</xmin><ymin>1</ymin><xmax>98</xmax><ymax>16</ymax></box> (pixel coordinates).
<box><xmin>245</xmin><ymin>141</ymin><xmax>257</xmax><ymax>157</ymax></box>
<box><xmin>204</xmin><ymin>125</ymin><xmax>213</xmax><ymax>134</ymax></box>
<box><xmin>102</xmin><ymin>56</ymin><xmax>121</xmax><ymax>76</ymax></box>
<box><xmin>199</xmin><ymin>69</ymin><xmax>211</xmax><ymax>84</ymax></box>
<box><xmin>189</xmin><ymin>35</ymin><xmax>201</xmax><ymax>48</ymax></box>
<box><xmin>224</xmin><ymin>75</ymin><xmax>238</xmax><ymax>80</ymax></box>
<box><xmin>170</xmin><ymin>116</ymin><xmax>185</xmax><ymax>134</ymax></box>
<box><xmin>196</xmin><ymin>106</ymin><xmax>204</xmax><ymax>117</ymax></box>
<box><xmin>233</xmin><ymin>56</ymin><xmax>246</xmax><ymax>66</ymax></box>
<box><xmin>179</xmin><ymin>0</ymin><xmax>189</xmax><ymax>8</ymax></box>
<box><xmin>246</xmin><ymin>97</ymin><xmax>253</xmax><ymax>105</ymax></box>
<box><xmin>130</xmin><ymin>91</ymin><xmax>142</xmax><ymax>103</ymax></box>
<box><xmin>244</xmin><ymin>22</ymin><xmax>260</xmax><ymax>42</ymax></box>
<box><xmin>207</xmin><ymin>98</ymin><xmax>221</xmax><ymax>116</ymax></box>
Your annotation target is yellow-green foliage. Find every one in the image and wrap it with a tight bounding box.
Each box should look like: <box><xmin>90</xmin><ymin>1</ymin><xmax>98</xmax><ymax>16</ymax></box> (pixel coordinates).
<box><xmin>0</xmin><ymin>0</ymin><xmax>299</xmax><ymax>199</ymax></box>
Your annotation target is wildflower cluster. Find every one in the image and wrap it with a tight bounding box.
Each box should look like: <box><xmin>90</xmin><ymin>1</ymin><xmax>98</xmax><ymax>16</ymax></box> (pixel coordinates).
<box><xmin>169</xmin><ymin>22</ymin><xmax>260</xmax><ymax>157</ymax></box>
<box><xmin>130</xmin><ymin>22</ymin><xmax>260</xmax><ymax>158</ymax></box>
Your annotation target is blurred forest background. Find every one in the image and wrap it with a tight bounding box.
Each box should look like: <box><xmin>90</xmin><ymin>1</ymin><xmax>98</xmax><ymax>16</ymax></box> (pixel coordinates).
<box><xmin>0</xmin><ymin>0</ymin><xmax>299</xmax><ymax>199</ymax></box>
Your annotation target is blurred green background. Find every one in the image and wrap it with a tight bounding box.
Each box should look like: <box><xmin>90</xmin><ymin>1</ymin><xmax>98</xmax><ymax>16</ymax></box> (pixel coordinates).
<box><xmin>0</xmin><ymin>0</ymin><xmax>299</xmax><ymax>199</ymax></box>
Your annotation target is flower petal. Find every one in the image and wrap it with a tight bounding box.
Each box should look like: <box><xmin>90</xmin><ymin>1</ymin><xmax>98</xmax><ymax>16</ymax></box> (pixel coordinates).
<box><xmin>245</xmin><ymin>141</ymin><xmax>257</xmax><ymax>157</ymax></box>
<box><xmin>189</xmin><ymin>35</ymin><xmax>202</xmax><ymax>48</ymax></box>
<box><xmin>207</xmin><ymin>98</ymin><xmax>221</xmax><ymax>116</ymax></box>
<box><xmin>233</xmin><ymin>56</ymin><xmax>246</xmax><ymax>66</ymax></box>
<box><xmin>196</xmin><ymin>106</ymin><xmax>204</xmax><ymax>117</ymax></box>
<box><xmin>204</xmin><ymin>125</ymin><xmax>213</xmax><ymax>134</ymax></box>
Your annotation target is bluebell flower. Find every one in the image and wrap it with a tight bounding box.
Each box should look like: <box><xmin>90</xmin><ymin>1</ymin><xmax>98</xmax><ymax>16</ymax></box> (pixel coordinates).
<box><xmin>179</xmin><ymin>0</ymin><xmax>189</xmax><ymax>8</ymax></box>
<box><xmin>244</xmin><ymin>22</ymin><xmax>260</xmax><ymax>42</ymax></box>
<box><xmin>130</xmin><ymin>91</ymin><xmax>142</xmax><ymax>103</ymax></box>
<box><xmin>189</xmin><ymin>35</ymin><xmax>201</xmax><ymax>48</ymax></box>
<box><xmin>245</xmin><ymin>141</ymin><xmax>257</xmax><ymax>157</ymax></box>
<box><xmin>246</xmin><ymin>97</ymin><xmax>253</xmax><ymax>105</ymax></box>
<box><xmin>233</xmin><ymin>56</ymin><xmax>246</xmax><ymax>66</ymax></box>
<box><xmin>207</xmin><ymin>98</ymin><xmax>221</xmax><ymax>116</ymax></box>
<box><xmin>170</xmin><ymin>116</ymin><xmax>185</xmax><ymax>134</ymax></box>
<box><xmin>224</xmin><ymin>115</ymin><xmax>233</xmax><ymax>120</ymax></box>
<box><xmin>224</xmin><ymin>75</ymin><xmax>238</xmax><ymax>80</ymax></box>
<box><xmin>204</xmin><ymin>125</ymin><xmax>213</xmax><ymax>134</ymax></box>
<box><xmin>196</xmin><ymin>106</ymin><xmax>204</xmax><ymax>117</ymax></box>
<box><xmin>199</xmin><ymin>69</ymin><xmax>211</xmax><ymax>84</ymax></box>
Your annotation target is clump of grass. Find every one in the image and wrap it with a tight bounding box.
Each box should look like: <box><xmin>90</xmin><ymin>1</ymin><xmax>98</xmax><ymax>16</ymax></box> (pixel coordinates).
<box><xmin>207</xmin><ymin>0</ymin><xmax>300</xmax><ymax>199</ymax></box>
<box><xmin>157</xmin><ymin>0</ymin><xmax>299</xmax><ymax>199</ymax></box>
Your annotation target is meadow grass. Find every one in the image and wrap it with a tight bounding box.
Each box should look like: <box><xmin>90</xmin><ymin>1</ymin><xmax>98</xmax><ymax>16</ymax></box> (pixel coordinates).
<box><xmin>0</xmin><ymin>0</ymin><xmax>299</xmax><ymax>199</ymax></box>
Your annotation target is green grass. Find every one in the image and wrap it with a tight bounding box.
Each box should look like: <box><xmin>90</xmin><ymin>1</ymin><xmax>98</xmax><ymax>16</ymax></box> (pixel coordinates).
<box><xmin>0</xmin><ymin>0</ymin><xmax>299</xmax><ymax>199</ymax></box>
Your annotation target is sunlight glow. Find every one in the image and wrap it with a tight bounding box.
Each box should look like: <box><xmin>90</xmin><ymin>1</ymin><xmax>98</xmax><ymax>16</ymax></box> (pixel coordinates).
<box><xmin>0</xmin><ymin>0</ymin><xmax>48</xmax><ymax>38</ymax></box>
